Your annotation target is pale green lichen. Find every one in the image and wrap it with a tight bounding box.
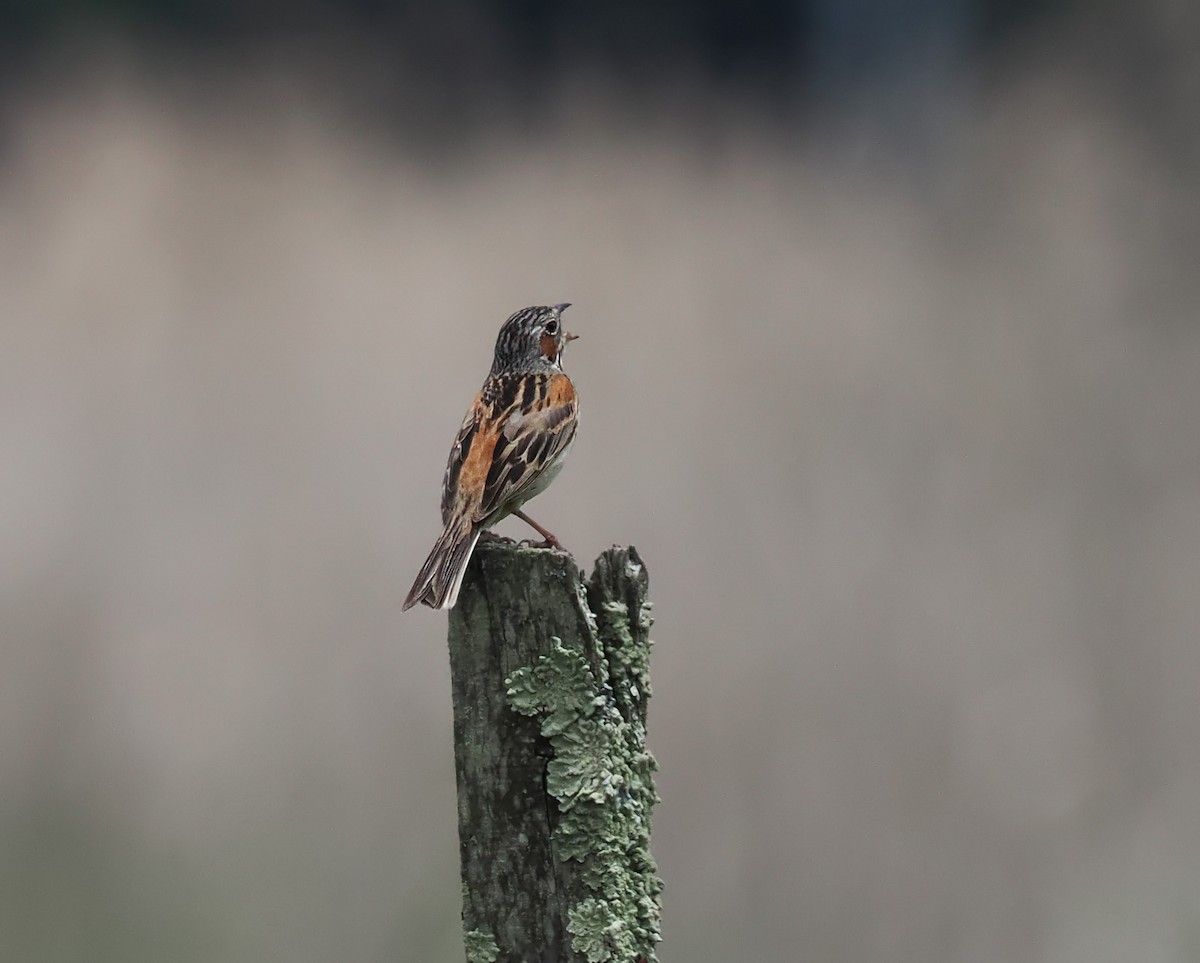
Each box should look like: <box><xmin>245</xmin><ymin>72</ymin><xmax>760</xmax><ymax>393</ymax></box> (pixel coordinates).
<box><xmin>506</xmin><ymin>640</ymin><xmax>598</xmax><ymax>737</ymax></box>
<box><xmin>594</xmin><ymin>600</ymin><xmax>654</xmax><ymax>705</ymax></box>
<box><xmin>463</xmin><ymin>928</ymin><xmax>500</xmax><ymax>963</ymax></box>
<box><xmin>506</xmin><ymin>635</ymin><xmax>662</xmax><ymax>963</ymax></box>
<box><xmin>567</xmin><ymin>897</ymin><xmax>634</xmax><ymax>963</ymax></box>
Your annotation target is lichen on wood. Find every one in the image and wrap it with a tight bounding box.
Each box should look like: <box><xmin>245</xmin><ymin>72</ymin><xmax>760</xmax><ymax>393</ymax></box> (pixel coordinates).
<box><xmin>447</xmin><ymin>539</ymin><xmax>661</xmax><ymax>963</ymax></box>
<box><xmin>462</xmin><ymin>929</ymin><xmax>500</xmax><ymax>963</ymax></box>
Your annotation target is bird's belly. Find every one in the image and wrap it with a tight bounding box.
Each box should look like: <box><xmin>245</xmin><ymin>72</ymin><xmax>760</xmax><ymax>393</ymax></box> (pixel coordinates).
<box><xmin>494</xmin><ymin>434</ymin><xmax>573</xmax><ymax>521</ymax></box>
<box><xmin>517</xmin><ymin>435</ymin><xmax>572</xmax><ymax>503</ymax></box>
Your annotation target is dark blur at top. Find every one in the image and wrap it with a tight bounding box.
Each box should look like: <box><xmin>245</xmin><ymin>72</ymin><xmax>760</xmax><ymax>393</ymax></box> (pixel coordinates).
<box><xmin>1</xmin><ymin>0</ymin><xmax>1052</xmax><ymax>99</ymax></box>
<box><xmin>7</xmin><ymin>0</ymin><xmax>1198</xmax><ymax>177</ymax></box>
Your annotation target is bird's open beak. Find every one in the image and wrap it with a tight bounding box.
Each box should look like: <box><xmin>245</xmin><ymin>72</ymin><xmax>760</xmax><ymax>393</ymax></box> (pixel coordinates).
<box><xmin>565</xmin><ymin>332</ymin><xmax>580</xmax><ymax>342</ymax></box>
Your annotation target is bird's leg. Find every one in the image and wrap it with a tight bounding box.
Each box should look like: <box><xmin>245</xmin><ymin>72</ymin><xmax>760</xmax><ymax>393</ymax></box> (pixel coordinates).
<box><xmin>512</xmin><ymin>509</ymin><xmax>564</xmax><ymax>551</ymax></box>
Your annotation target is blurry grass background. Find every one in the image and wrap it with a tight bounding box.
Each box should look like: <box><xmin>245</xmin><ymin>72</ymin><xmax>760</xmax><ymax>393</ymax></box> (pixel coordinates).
<box><xmin>2</xmin><ymin>2</ymin><xmax>1200</xmax><ymax>961</ymax></box>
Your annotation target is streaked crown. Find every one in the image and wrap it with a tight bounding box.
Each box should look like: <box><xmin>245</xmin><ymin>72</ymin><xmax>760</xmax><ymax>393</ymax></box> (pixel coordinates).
<box><xmin>491</xmin><ymin>303</ymin><xmax>576</xmax><ymax>375</ymax></box>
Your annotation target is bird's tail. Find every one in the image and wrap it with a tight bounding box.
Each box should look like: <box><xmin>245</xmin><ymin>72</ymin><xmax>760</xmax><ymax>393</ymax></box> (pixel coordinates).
<box><xmin>402</xmin><ymin>519</ymin><xmax>481</xmax><ymax>611</ymax></box>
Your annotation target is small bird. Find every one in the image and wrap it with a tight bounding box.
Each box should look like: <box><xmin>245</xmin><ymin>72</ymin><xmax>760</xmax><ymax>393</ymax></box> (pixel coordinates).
<box><xmin>403</xmin><ymin>303</ymin><xmax>580</xmax><ymax>611</ymax></box>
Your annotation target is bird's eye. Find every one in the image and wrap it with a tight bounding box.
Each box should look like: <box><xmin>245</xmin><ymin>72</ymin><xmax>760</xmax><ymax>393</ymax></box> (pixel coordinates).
<box><xmin>544</xmin><ymin>318</ymin><xmax>559</xmax><ymax>336</ymax></box>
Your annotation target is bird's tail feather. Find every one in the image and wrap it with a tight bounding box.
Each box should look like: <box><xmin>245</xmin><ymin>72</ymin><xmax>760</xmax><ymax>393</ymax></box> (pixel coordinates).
<box><xmin>402</xmin><ymin>520</ymin><xmax>481</xmax><ymax>611</ymax></box>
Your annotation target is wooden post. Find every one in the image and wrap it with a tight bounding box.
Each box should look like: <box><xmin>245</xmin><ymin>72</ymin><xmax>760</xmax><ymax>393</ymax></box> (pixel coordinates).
<box><xmin>447</xmin><ymin>538</ymin><xmax>662</xmax><ymax>963</ymax></box>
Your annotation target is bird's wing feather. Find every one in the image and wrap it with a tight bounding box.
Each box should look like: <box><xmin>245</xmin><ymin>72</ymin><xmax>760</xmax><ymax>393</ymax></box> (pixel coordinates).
<box><xmin>478</xmin><ymin>372</ymin><xmax>577</xmax><ymax>524</ymax></box>
<box><xmin>440</xmin><ymin>401</ymin><xmax>482</xmax><ymax>524</ymax></box>
<box><xmin>440</xmin><ymin>372</ymin><xmax>577</xmax><ymax>527</ymax></box>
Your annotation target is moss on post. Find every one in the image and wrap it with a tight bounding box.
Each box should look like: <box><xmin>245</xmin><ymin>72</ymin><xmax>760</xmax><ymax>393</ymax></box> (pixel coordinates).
<box><xmin>447</xmin><ymin>539</ymin><xmax>662</xmax><ymax>963</ymax></box>
<box><xmin>462</xmin><ymin>929</ymin><xmax>500</xmax><ymax>963</ymax></box>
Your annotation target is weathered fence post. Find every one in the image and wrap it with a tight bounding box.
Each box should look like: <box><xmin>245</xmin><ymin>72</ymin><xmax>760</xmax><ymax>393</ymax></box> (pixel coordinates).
<box><xmin>447</xmin><ymin>538</ymin><xmax>662</xmax><ymax>963</ymax></box>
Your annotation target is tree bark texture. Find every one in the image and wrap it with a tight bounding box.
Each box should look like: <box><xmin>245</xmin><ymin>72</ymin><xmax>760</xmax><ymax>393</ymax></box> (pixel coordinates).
<box><xmin>447</xmin><ymin>538</ymin><xmax>661</xmax><ymax>963</ymax></box>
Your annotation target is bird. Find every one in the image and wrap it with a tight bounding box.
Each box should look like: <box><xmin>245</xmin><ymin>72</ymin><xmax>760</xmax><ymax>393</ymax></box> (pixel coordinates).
<box><xmin>403</xmin><ymin>303</ymin><xmax>580</xmax><ymax>611</ymax></box>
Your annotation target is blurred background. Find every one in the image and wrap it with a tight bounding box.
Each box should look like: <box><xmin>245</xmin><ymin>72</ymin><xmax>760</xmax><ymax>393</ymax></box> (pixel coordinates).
<box><xmin>3</xmin><ymin>2</ymin><xmax>1199</xmax><ymax>961</ymax></box>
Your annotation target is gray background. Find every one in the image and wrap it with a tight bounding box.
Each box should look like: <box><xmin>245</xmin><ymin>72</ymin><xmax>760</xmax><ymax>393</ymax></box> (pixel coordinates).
<box><xmin>3</xmin><ymin>4</ymin><xmax>1199</xmax><ymax>960</ymax></box>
